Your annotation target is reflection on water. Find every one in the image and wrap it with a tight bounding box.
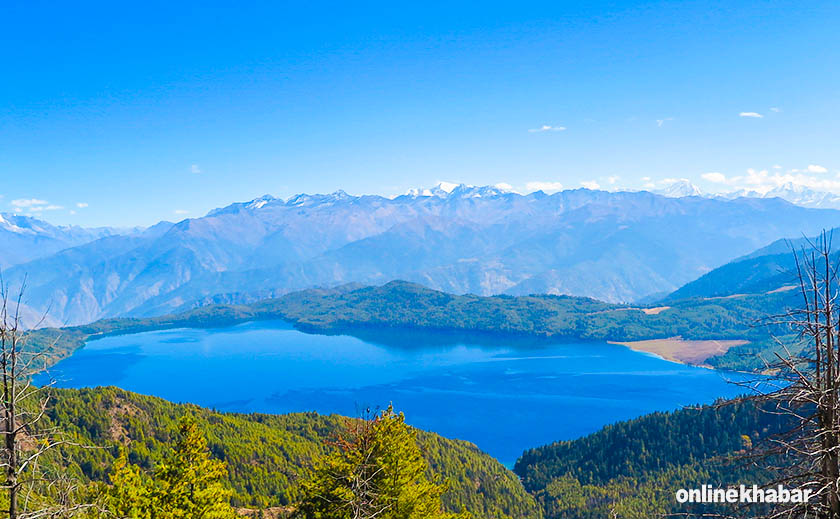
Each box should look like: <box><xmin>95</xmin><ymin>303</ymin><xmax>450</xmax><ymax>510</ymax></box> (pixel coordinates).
<box><xmin>42</xmin><ymin>320</ymin><xmax>749</xmax><ymax>465</ymax></box>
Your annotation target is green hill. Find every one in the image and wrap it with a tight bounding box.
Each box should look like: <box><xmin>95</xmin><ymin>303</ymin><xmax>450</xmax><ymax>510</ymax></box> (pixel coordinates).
<box><xmin>32</xmin><ymin>279</ymin><xmax>798</xmax><ymax>374</ymax></box>
<box><xmin>664</xmin><ymin>229</ymin><xmax>840</xmax><ymax>302</ymax></box>
<box><xmin>513</xmin><ymin>399</ymin><xmax>789</xmax><ymax>518</ymax></box>
<box><xmin>663</xmin><ymin>252</ymin><xmax>799</xmax><ymax>301</ymax></box>
<box><xmin>46</xmin><ymin>386</ymin><xmax>542</xmax><ymax>519</ymax></box>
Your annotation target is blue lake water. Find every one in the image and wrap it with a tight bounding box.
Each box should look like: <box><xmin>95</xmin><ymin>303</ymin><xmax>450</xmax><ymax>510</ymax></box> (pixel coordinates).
<box><xmin>44</xmin><ymin>321</ymin><xmax>749</xmax><ymax>465</ymax></box>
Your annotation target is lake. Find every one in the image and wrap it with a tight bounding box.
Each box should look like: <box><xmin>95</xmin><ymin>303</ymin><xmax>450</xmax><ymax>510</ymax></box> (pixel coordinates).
<box><xmin>44</xmin><ymin>321</ymin><xmax>748</xmax><ymax>465</ymax></box>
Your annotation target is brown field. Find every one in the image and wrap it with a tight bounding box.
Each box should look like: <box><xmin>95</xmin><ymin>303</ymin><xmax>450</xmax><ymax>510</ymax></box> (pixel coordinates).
<box><xmin>767</xmin><ymin>285</ymin><xmax>797</xmax><ymax>294</ymax></box>
<box><xmin>609</xmin><ymin>336</ymin><xmax>749</xmax><ymax>366</ymax></box>
<box><xmin>640</xmin><ymin>306</ymin><xmax>670</xmax><ymax>315</ymax></box>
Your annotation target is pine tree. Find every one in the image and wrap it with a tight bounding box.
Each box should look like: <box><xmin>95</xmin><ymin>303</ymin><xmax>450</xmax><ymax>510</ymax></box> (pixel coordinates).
<box><xmin>153</xmin><ymin>416</ymin><xmax>236</xmax><ymax>519</ymax></box>
<box><xmin>295</xmin><ymin>405</ymin><xmax>468</xmax><ymax>519</ymax></box>
<box><xmin>106</xmin><ymin>416</ymin><xmax>236</xmax><ymax>518</ymax></box>
<box><xmin>106</xmin><ymin>450</ymin><xmax>152</xmax><ymax>519</ymax></box>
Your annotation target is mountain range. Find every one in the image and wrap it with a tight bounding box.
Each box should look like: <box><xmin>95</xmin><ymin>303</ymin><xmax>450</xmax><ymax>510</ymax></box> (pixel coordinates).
<box><xmin>4</xmin><ymin>184</ymin><xmax>840</xmax><ymax>325</ymax></box>
<box><xmin>0</xmin><ymin>213</ymin><xmax>125</xmax><ymax>269</ymax></box>
<box><xmin>655</xmin><ymin>179</ymin><xmax>840</xmax><ymax>209</ymax></box>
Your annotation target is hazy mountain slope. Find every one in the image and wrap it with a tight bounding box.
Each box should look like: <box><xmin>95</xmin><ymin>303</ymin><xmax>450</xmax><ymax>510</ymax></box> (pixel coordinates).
<box><xmin>0</xmin><ymin>213</ymin><xmax>123</xmax><ymax>269</ymax></box>
<box><xmin>664</xmin><ymin>228</ymin><xmax>840</xmax><ymax>301</ymax></box>
<box><xmin>721</xmin><ymin>183</ymin><xmax>840</xmax><ymax>209</ymax></box>
<box><xmin>7</xmin><ymin>186</ymin><xmax>840</xmax><ymax>324</ymax></box>
<box><xmin>661</xmin><ymin>181</ymin><xmax>840</xmax><ymax>209</ymax></box>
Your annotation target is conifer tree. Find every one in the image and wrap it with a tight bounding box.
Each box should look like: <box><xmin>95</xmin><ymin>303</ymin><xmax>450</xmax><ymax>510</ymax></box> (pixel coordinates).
<box><xmin>107</xmin><ymin>451</ymin><xmax>152</xmax><ymax>519</ymax></box>
<box><xmin>153</xmin><ymin>417</ymin><xmax>235</xmax><ymax>518</ymax></box>
<box><xmin>295</xmin><ymin>405</ymin><xmax>468</xmax><ymax>519</ymax></box>
<box><xmin>106</xmin><ymin>416</ymin><xmax>236</xmax><ymax>518</ymax></box>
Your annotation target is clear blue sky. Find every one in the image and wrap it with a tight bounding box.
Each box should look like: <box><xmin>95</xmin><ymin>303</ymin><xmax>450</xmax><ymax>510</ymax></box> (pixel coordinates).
<box><xmin>2</xmin><ymin>1</ymin><xmax>838</xmax><ymax>226</ymax></box>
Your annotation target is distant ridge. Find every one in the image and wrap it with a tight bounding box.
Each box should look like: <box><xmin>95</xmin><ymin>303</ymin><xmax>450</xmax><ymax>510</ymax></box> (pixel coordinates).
<box><xmin>0</xmin><ymin>212</ymin><xmax>126</xmax><ymax>269</ymax></box>
<box><xmin>5</xmin><ymin>185</ymin><xmax>840</xmax><ymax>325</ymax></box>
<box><xmin>663</xmin><ymin>227</ymin><xmax>840</xmax><ymax>301</ymax></box>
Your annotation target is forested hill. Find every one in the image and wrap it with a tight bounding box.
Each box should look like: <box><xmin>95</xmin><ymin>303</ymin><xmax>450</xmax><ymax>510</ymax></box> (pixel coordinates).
<box><xmin>48</xmin><ymin>386</ymin><xmax>542</xmax><ymax>519</ymax></box>
<box><xmin>513</xmin><ymin>399</ymin><xmax>790</xmax><ymax>518</ymax></box>
<box><xmin>31</xmin><ymin>280</ymin><xmax>798</xmax><ymax>373</ymax></box>
<box><xmin>663</xmin><ymin>228</ymin><xmax>840</xmax><ymax>302</ymax></box>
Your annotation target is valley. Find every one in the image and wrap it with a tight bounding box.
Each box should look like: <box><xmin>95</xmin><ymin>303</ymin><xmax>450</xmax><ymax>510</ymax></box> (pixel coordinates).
<box><xmin>8</xmin><ymin>5</ymin><xmax>837</xmax><ymax>516</ymax></box>
<box><xmin>4</xmin><ymin>189</ymin><xmax>836</xmax><ymax>519</ymax></box>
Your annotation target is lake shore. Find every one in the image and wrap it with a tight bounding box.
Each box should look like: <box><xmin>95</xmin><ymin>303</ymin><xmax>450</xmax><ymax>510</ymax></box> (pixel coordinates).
<box><xmin>608</xmin><ymin>337</ymin><xmax>749</xmax><ymax>366</ymax></box>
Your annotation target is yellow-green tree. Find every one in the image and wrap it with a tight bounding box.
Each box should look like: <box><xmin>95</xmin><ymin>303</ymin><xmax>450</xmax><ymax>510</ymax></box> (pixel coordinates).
<box><xmin>107</xmin><ymin>451</ymin><xmax>152</xmax><ymax>518</ymax></box>
<box><xmin>295</xmin><ymin>405</ymin><xmax>468</xmax><ymax>519</ymax></box>
<box><xmin>106</xmin><ymin>417</ymin><xmax>235</xmax><ymax>518</ymax></box>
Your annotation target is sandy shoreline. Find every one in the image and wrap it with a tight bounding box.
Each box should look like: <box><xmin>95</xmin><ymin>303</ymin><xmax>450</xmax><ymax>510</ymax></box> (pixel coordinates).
<box><xmin>608</xmin><ymin>337</ymin><xmax>749</xmax><ymax>366</ymax></box>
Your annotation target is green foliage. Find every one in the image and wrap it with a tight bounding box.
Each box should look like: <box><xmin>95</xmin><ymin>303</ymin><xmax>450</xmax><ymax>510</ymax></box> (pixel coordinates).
<box><xmin>296</xmin><ymin>406</ymin><xmax>466</xmax><ymax>519</ymax></box>
<box><xmin>514</xmin><ymin>400</ymin><xmax>791</xmax><ymax>518</ymax></box>
<box><xmin>107</xmin><ymin>451</ymin><xmax>153</xmax><ymax>519</ymax></box>
<box><xmin>46</xmin><ymin>387</ymin><xmax>540</xmax><ymax>519</ymax></box>
<box><xmin>105</xmin><ymin>417</ymin><xmax>236</xmax><ymax>518</ymax></box>
<box><xmin>152</xmin><ymin>417</ymin><xmax>236</xmax><ymax>518</ymax></box>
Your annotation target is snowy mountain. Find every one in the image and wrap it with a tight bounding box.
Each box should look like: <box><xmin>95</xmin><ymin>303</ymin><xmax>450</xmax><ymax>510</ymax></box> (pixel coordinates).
<box><xmin>5</xmin><ymin>185</ymin><xmax>840</xmax><ymax>325</ymax></box>
<box><xmin>654</xmin><ymin>180</ymin><xmax>704</xmax><ymax>198</ymax></box>
<box><xmin>0</xmin><ymin>213</ymin><xmax>125</xmax><ymax>269</ymax></box>
<box><xmin>706</xmin><ymin>184</ymin><xmax>840</xmax><ymax>209</ymax></box>
<box><xmin>759</xmin><ymin>183</ymin><xmax>840</xmax><ymax>209</ymax></box>
<box><xmin>648</xmin><ymin>179</ymin><xmax>840</xmax><ymax>210</ymax></box>
<box><xmin>404</xmin><ymin>182</ymin><xmax>511</xmax><ymax>199</ymax></box>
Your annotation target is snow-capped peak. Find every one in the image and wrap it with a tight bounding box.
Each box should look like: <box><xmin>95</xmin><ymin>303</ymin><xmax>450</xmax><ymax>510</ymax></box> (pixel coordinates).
<box><xmin>406</xmin><ymin>182</ymin><xmax>459</xmax><ymax>197</ymax></box>
<box><xmin>246</xmin><ymin>195</ymin><xmax>278</xmax><ymax>210</ymax></box>
<box><xmin>707</xmin><ymin>183</ymin><xmax>840</xmax><ymax>209</ymax></box>
<box><xmin>654</xmin><ymin>179</ymin><xmax>703</xmax><ymax>198</ymax></box>
<box><xmin>405</xmin><ymin>182</ymin><xmax>511</xmax><ymax>199</ymax></box>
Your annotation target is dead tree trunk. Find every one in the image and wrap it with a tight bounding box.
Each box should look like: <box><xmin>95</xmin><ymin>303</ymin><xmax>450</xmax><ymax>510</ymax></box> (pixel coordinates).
<box><xmin>0</xmin><ymin>277</ymin><xmax>96</xmax><ymax>518</ymax></box>
<box><xmin>741</xmin><ymin>231</ymin><xmax>840</xmax><ymax>518</ymax></box>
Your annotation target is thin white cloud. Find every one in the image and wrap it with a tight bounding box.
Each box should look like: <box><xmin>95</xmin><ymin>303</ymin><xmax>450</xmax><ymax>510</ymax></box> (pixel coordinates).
<box><xmin>190</xmin><ymin>164</ymin><xmax>201</xmax><ymax>174</ymax></box>
<box><xmin>704</xmin><ymin>167</ymin><xmax>840</xmax><ymax>195</ymax></box>
<box><xmin>494</xmin><ymin>182</ymin><xmax>514</xmax><ymax>192</ymax></box>
<box><xmin>702</xmin><ymin>172</ymin><xmax>727</xmax><ymax>183</ymax></box>
<box><xmin>174</xmin><ymin>209</ymin><xmax>189</xmax><ymax>215</ymax></box>
<box><xmin>789</xmin><ymin>164</ymin><xmax>830</xmax><ymax>174</ymax></box>
<box><xmin>10</xmin><ymin>198</ymin><xmax>62</xmax><ymax>213</ymax></box>
<box><xmin>772</xmin><ymin>164</ymin><xmax>782</xmax><ymax>169</ymax></box>
<box><xmin>581</xmin><ymin>180</ymin><xmax>601</xmax><ymax>190</ymax></box>
<box><xmin>11</xmin><ymin>198</ymin><xmax>48</xmax><ymax>208</ymax></box>
<box><xmin>641</xmin><ymin>176</ymin><xmax>651</xmax><ymax>182</ymax></box>
<box><xmin>76</xmin><ymin>202</ymin><xmax>89</xmax><ymax>208</ymax></box>
<box><xmin>528</xmin><ymin>125</ymin><xmax>566</xmax><ymax>133</ymax></box>
<box><xmin>525</xmin><ymin>181</ymin><xmax>564</xmax><ymax>193</ymax></box>
<box><xmin>606</xmin><ymin>176</ymin><xmax>620</xmax><ymax>185</ymax></box>
<box><xmin>739</xmin><ymin>112</ymin><xmax>763</xmax><ymax>118</ymax></box>
<box><xmin>770</xmin><ymin>107</ymin><xmax>781</xmax><ymax>113</ymax></box>
<box><xmin>656</xmin><ymin>117</ymin><xmax>674</xmax><ymax>127</ymax></box>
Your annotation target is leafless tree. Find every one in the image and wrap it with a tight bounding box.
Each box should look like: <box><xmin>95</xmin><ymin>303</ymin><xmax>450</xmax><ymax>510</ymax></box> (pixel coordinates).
<box><xmin>0</xmin><ymin>277</ymin><xmax>98</xmax><ymax>519</ymax></box>
<box><xmin>327</xmin><ymin>408</ymin><xmax>390</xmax><ymax>519</ymax></box>
<box><xmin>724</xmin><ymin>230</ymin><xmax>840</xmax><ymax>519</ymax></box>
